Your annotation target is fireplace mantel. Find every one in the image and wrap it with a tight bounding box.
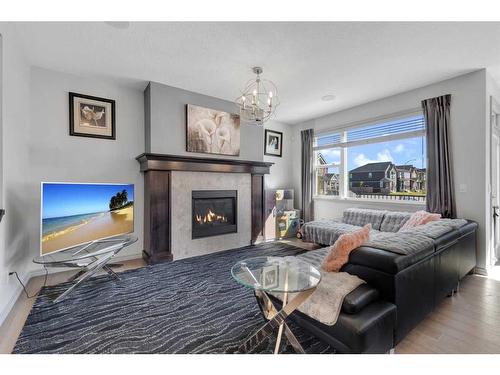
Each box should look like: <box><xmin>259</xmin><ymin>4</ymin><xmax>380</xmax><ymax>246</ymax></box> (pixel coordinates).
<box><xmin>137</xmin><ymin>153</ymin><xmax>273</xmax><ymax>264</ymax></box>
<box><xmin>136</xmin><ymin>153</ymin><xmax>273</xmax><ymax>174</ymax></box>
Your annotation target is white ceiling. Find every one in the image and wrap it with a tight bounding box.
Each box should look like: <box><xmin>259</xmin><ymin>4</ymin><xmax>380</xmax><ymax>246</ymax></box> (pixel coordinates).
<box><xmin>2</xmin><ymin>22</ymin><xmax>500</xmax><ymax>124</ymax></box>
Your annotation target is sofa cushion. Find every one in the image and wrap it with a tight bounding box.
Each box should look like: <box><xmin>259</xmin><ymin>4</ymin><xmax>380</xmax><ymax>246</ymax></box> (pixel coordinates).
<box><xmin>400</xmin><ymin>219</ymin><xmax>467</xmax><ymax>239</ymax></box>
<box><xmin>322</xmin><ymin>224</ymin><xmax>371</xmax><ymax>272</ymax></box>
<box><xmin>342</xmin><ymin>208</ymin><xmax>386</xmax><ymax>230</ymax></box>
<box><xmin>302</xmin><ymin>220</ymin><xmax>365</xmax><ymax>245</ymax></box>
<box><xmin>346</xmin><ymin>244</ymin><xmax>435</xmax><ymax>274</ymax></box>
<box><xmin>341</xmin><ymin>284</ymin><xmax>380</xmax><ymax>314</ymax></box>
<box><xmin>399</xmin><ymin>210</ymin><xmax>441</xmax><ymax>231</ymax></box>
<box><xmin>379</xmin><ymin>211</ymin><xmax>412</xmax><ymax>232</ymax></box>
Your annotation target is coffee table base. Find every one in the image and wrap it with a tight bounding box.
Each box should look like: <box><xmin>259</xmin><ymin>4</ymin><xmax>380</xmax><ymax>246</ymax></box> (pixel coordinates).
<box><xmin>238</xmin><ymin>288</ymin><xmax>315</xmax><ymax>354</ymax></box>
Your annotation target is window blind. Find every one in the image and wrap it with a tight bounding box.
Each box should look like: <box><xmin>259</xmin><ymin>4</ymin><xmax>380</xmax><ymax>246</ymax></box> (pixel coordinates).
<box><xmin>314</xmin><ymin>114</ymin><xmax>425</xmax><ymax>151</ymax></box>
<box><xmin>346</xmin><ymin>115</ymin><xmax>425</xmax><ymax>142</ymax></box>
<box><xmin>316</xmin><ymin>132</ymin><xmax>341</xmax><ymax>146</ymax></box>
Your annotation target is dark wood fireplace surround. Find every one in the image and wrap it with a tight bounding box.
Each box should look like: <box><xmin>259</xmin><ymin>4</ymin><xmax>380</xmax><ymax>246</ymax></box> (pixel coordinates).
<box><xmin>136</xmin><ymin>153</ymin><xmax>273</xmax><ymax>264</ymax></box>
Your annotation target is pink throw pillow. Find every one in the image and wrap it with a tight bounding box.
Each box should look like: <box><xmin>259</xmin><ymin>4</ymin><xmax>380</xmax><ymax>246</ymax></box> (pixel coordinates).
<box><xmin>321</xmin><ymin>224</ymin><xmax>371</xmax><ymax>272</ymax></box>
<box><xmin>399</xmin><ymin>210</ymin><xmax>441</xmax><ymax>231</ymax></box>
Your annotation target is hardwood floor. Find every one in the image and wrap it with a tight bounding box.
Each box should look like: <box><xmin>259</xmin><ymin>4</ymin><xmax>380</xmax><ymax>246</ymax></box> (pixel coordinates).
<box><xmin>396</xmin><ymin>274</ymin><xmax>500</xmax><ymax>354</ymax></box>
<box><xmin>1</xmin><ymin>245</ymin><xmax>500</xmax><ymax>354</ymax></box>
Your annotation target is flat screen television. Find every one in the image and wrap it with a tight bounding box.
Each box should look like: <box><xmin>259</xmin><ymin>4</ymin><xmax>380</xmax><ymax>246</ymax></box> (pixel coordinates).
<box><xmin>40</xmin><ymin>182</ymin><xmax>134</xmax><ymax>255</ymax></box>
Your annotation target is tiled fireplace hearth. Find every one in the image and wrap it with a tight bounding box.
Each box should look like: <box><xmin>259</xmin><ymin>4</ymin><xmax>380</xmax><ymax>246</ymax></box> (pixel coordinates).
<box><xmin>136</xmin><ymin>153</ymin><xmax>273</xmax><ymax>263</ymax></box>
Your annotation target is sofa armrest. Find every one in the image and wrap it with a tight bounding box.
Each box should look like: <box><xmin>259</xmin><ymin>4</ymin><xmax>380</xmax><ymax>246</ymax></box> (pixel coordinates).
<box><xmin>342</xmin><ymin>284</ymin><xmax>380</xmax><ymax>314</ymax></box>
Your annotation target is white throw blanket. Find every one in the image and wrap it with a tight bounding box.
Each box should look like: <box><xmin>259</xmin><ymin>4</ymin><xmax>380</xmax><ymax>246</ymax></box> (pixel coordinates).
<box><xmin>273</xmin><ymin>249</ymin><xmax>365</xmax><ymax>326</ymax></box>
<box><xmin>299</xmin><ymin>271</ymin><xmax>365</xmax><ymax>325</ymax></box>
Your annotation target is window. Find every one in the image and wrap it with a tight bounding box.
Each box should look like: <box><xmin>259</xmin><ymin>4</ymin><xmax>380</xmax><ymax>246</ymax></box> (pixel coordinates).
<box><xmin>314</xmin><ymin>132</ymin><xmax>341</xmax><ymax>196</ymax></box>
<box><xmin>314</xmin><ymin>113</ymin><xmax>427</xmax><ymax>202</ymax></box>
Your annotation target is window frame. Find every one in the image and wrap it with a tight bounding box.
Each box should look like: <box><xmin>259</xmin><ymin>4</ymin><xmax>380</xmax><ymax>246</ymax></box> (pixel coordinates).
<box><xmin>312</xmin><ymin>110</ymin><xmax>427</xmax><ymax>204</ymax></box>
<box><xmin>314</xmin><ymin>151</ymin><xmax>341</xmax><ymax>197</ymax></box>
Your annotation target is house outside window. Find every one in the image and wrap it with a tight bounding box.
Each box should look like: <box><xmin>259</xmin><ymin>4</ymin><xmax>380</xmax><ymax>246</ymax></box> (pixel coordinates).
<box><xmin>313</xmin><ymin>113</ymin><xmax>427</xmax><ymax>202</ymax></box>
<box><xmin>314</xmin><ymin>133</ymin><xmax>341</xmax><ymax>196</ymax></box>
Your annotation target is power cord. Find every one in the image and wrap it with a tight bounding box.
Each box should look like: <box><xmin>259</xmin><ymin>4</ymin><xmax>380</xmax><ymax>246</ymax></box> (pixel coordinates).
<box><xmin>9</xmin><ymin>266</ymin><xmax>49</xmax><ymax>299</ymax></box>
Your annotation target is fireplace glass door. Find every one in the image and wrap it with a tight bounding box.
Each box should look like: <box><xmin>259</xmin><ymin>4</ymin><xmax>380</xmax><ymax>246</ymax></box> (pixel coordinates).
<box><xmin>192</xmin><ymin>190</ymin><xmax>237</xmax><ymax>239</ymax></box>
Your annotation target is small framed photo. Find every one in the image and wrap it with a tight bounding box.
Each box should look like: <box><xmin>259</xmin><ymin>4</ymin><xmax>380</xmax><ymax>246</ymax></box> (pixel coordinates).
<box><xmin>69</xmin><ymin>92</ymin><xmax>115</xmax><ymax>140</ymax></box>
<box><xmin>264</xmin><ymin>129</ymin><xmax>283</xmax><ymax>157</ymax></box>
<box><xmin>261</xmin><ymin>265</ymin><xmax>279</xmax><ymax>289</ymax></box>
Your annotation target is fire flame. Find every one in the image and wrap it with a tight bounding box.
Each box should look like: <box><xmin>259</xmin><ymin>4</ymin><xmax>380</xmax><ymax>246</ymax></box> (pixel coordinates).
<box><xmin>195</xmin><ymin>209</ymin><xmax>228</xmax><ymax>225</ymax></box>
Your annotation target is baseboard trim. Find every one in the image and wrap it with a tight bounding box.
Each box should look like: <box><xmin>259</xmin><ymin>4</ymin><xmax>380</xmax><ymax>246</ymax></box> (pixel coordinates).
<box><xmin>474</xmin><ymin>266</ymin><xmax>488</xmax><ymax>276</ymax></box>
<box><xmin>0</xmin><ymin>270</ymin><xmax>33</xmax><ymax>328</ymax></box>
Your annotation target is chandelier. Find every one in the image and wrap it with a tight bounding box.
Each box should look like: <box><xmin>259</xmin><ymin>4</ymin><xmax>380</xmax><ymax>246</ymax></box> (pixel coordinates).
<box><xmin>235</xmin><ymin>67</ymin><xmax>279</xmax><ymax>125</ymax></box>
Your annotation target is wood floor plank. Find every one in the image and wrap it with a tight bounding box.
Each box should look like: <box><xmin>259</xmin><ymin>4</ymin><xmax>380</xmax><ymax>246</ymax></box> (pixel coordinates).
<box><xmin>395</xmin><ymin>273</ymin><xmax>500</xmax><ymax>354</ymax></box>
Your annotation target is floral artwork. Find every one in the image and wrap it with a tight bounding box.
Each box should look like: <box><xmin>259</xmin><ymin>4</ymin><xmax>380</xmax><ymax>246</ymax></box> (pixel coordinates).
<box><xmin>186</xmin><ymin>104</ymin><xmax>240</xmax><ymax>156</ymax></box>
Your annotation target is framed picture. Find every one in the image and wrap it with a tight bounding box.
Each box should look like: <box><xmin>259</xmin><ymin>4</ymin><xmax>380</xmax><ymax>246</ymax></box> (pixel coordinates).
<box><xmin>186</xmin><ymin>104</ymin><xmax>240</xmax><ymax>156</ymax></box>
<box><xmin>261</xmin><ymin>265</ymin><xmax>279</xmax><ymax>289</ymax></box>
<box><xmin>264</xmin><ymin>129</ymin><xmax>283</xmax><ymax>157</ymax></box>
<box><xmin>69</xmin><ymin>92</ymin><xmax>115</xmax><ymax>140</ymax></box>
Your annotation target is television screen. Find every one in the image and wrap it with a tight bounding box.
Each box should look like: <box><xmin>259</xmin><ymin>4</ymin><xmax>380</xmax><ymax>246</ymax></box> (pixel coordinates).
<box><xmin>41</xmin><ymin>182</ymin><xmax>134</xmax><ymax>255</ymax></box>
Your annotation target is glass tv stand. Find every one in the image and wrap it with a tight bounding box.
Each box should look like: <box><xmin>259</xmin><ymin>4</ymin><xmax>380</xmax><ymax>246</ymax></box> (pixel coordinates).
<box><xmin>33</xmin><ymin>235</ymin><xmax>138</xmax><ymax>303</ymax></box>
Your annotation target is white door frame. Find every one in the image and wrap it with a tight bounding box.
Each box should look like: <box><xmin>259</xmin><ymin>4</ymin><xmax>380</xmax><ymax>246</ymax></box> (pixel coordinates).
<box><xmin>489</xmin><ymin>96</ymin><xmax>500</xmax><ymax>269</ymax></box>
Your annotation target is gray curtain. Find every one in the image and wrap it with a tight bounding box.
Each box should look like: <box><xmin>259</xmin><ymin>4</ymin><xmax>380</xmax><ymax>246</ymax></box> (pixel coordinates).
<box><xmin>422</xmin><ymin>94</ymin><xmax>455</xmax><ymax>218</ymax></box>
<box><xmin>301</xmin><ymin>129</ymin><xmax>314</xmax><ymax>222</ymax></box>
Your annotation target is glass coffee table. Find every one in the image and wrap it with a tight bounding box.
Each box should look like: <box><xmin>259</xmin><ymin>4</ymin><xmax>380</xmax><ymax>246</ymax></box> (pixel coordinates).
<box><xmin>231</xmin><ymin>256</ymin><xmax>321</xmax><ymax>354</ymax></box>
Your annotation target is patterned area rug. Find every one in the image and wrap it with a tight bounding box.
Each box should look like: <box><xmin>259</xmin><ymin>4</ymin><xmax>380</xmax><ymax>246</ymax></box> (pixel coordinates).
<box><xmin>13</xmin><ymin>243</ymin><xmax>334</xmax><ymax>354</ymax></box>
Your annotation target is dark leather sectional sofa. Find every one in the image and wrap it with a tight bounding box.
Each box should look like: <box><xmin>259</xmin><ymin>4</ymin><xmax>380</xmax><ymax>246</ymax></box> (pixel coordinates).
<box><xmin>290</xmin><ymin>209</ymin><xmax>478</xmax><ymax>353</ymax></box>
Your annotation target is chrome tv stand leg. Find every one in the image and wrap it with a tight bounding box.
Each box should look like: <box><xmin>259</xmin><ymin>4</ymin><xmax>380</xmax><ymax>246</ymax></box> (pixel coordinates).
<box><xmin>103</xmin><ymin>265</ymin><xmax>121</xmax><ymax>280</ymax></box>
<box><xmin>54</xmin><ymin>251</ymin><xmax>117</xmax><ymax>303</ymax></box>
<box><xmin>50</xmin><ymin>237</ymin><xmax>137</xmax><ymax>303</ymax></box>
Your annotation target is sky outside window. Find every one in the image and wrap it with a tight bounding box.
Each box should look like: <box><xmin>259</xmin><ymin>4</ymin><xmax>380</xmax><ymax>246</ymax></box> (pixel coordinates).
<box><xmin>346</xmin><ymin>136</ymin><xmax>426</xmax><ymax>171</ymax></box>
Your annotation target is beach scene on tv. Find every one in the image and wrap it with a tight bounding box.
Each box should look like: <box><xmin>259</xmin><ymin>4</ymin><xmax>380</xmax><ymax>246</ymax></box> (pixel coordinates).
<box><xmin>41</xmin><ymin>183</ymin><xmax>134</xmax><ymax>255</ymax></box>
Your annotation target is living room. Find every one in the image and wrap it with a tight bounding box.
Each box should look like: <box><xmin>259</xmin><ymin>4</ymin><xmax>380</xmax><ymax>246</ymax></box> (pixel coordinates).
<box><xmin>1</xmin><ymin>1</ymin><xmax>500</xmax><ymax>372</ymax></box>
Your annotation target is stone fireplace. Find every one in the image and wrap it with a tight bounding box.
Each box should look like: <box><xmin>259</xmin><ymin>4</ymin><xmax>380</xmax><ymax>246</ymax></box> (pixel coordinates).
<box><xmin>171</xmin><ymin>171</ymin><xmax>250</xmax><ymax>259</ymax></box>
<box><xmin>136</xmin><ymin>153</ymin><xmax>273</xmax><ymax>263</ymax></box>
<box><xmin>192</xmin><ymin>190</ymin><xmax>237</xmax><ymax>239</ymax></box>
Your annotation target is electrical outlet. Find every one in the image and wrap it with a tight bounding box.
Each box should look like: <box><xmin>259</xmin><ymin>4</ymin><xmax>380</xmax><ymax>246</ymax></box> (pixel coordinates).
<box><xmin>459</xmin><ymin>184</ymin><xmax>467</xmax><ymax>193</ymax></box>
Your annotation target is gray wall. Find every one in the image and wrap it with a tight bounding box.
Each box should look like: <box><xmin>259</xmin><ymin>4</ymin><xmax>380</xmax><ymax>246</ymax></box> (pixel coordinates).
<box><xmin>263</xmin><ymin>120</ymin><xmax>295</xmax><ymax>191</ymax></box>
<box><xmin>145</xmin><ymin>80</ymin><xmax>296</xmax><ymax>190</ymax></box>
<box><xmin>146</xmin><ymin>82</ymin><xmax>264</xmax><ymax>161</ymax></box>
<box><xmin>292</xmin><ymin>70</ymin><xmax>489</xmax><ymax>271</ymax></box>
<box><xmin>0</xmin><ymin>36</ymin><xmax>31</xmax><ymax>324</ymax></box>
<box><xmin>0</xmin><ymin>74</ymin><xmax>297</xmax><ymax>325</ymax></box>
<box><xmin>0</xmin><ymin>65</ymin><xmax>145</xmax><ymax>324</ymax></box>
<box><xmin>27</xmin><ymin>67</ymin><xmax>145</xmax><ymax>261</ymax></box>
